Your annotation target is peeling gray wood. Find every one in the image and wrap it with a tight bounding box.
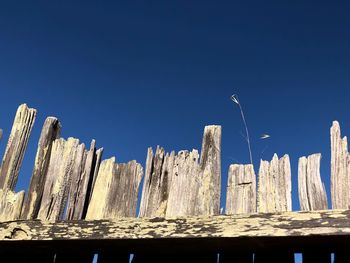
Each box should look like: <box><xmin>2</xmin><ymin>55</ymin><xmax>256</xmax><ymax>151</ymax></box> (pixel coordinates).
<box><xmin>37</xmin><ymin>138</ymin><xmax>79</xmax><ymax>221</ymax></box>
<box><xmin>0</xmin><ymin>189</ymin><xmax>24</xmax><ymax>221</ymax></box>
<box><xmin>226</xmin><ymin>164</ymin><xmax>256</xmax><ymax>215</ymax></box>
<box><xmin>298</xmin><ymin>154</ymin><xmax>328</xmax><ymax>211</ymax></box>
<box><xmin>21</xmin><ymin>117</ymin><xmax>61</xmax><ymax>220</ymax></box>
<box><xmin>2</xmin><ymin>209</ymin><xmax>350</xmax><ymax>241</ymax></box>
<box><xmin>88</xmin><ymin>147</ymin><xmax>103</xmax><ymax>204</ymax></box>
<box><xmin>0</xmin><ymin>104</ymin><xmax>37</xmax><ymax>190</ymax></box>
<box><xmin>331</xmin><ymin>121</ymin><xmax>350</xmax><ymax>209</ymax></box>
<box><xmin>86</xmin><ymin>158</ymin><xmax>143</xmax><ymax>219</ymax></box>
<box><xmin>258</xmin><ymin>154</ymin><xmax>292</xmax><ymax>213</ymax></box>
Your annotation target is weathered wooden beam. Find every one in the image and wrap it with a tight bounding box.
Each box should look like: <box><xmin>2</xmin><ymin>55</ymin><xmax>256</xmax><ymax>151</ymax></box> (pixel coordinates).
<box><xmin>21</xmin><ymin>117</ymin><xmax>61</xmax><ymax>220</ymax></box>
<box><xmin>1</xmin><ymin>210</ymin><xmax>350</xmax><ymax>242</ymax></box>
<box><xmin>0</xmin><ymin>104</ymin><xmax>37</xmax><ymax>190</ymax></box>
<box><xmin>226</xmin><ymin>164</ymin><xmax>256</xmax><ymax>215</ymax></box>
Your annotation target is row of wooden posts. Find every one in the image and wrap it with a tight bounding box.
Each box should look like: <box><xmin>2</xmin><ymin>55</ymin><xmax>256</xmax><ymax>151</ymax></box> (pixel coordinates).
<box><xmin>0</xmin><ymin>104</ymin><xmax>348</xmax><ymax>225</ymax></box>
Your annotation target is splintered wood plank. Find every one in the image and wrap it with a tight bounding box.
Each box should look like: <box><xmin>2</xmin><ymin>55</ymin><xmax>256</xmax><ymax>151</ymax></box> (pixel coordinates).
<box><xmin>88</xmin><ymin>147</ymin><xmax>104</xmax><ymax>204</ymax></box>
<box><xmin>331</xmin><ymin>121</ymin><xmax>350</xmax><ymax>209</ymax></box>
<box><xmin>330</xmin><ymin>121</ymin><xmax>349</xmax><ymax>263</ymax></box>
<box><xmin>298</xmin><ymin>154</ymin><xmax>330</xmax><ymax>263</ymax></box>
<box><xmin>0</xmin><ymin>189</ymin><xmax>24</xmax><ymax>221</ymax></box>
<box><xmin>166</xmin><ymin>149</ymin><xmax>199</xmax><ymax>217</ymax></box>
<box><xmin>225</xmin><ymin>164</ymin><xmax>256</xmax><ymax>215</ymax></box>
<box><xmin>256</xmin><ymin>154</ymin><xmax>293</xmax><ymax>263</ymax></box>
<box><xmin>258</xmin><ymin>154</ymin><xmax>292</xmax><ymax>213</ymax></box>
<box><xmin>139</xmin><ymin>146</ymin><xmax>170</xmax><ymax>217</ymax></box>
<box><xmin>66</xmin><ymin>140</ymin><xmax>101</xmax><ymax>220</ymax></box>
<box><xmin>37</xmin><ymin>138</ymin><xmax>79</xmax><ymax>221</ymax></box>
<box><xmin>0</xmin><ymin>104</ymin><xmax>37</xmax><ymax>190</ymax></box>
<box><xmin>298</xmin><ymin>154</ymin><xmax>328</xmax><ymax>211</ymax></box>
<box><xmin>196</xmin><ymin>125</ymin><xmax>221</xmax><ymax>216</ymax></box>
<box><xmin>21</xmin><ymin>117</ymin><xmax>61</xmax><ymax>220</ymax></box>
<box><xmin>222</xmin><ymin>164</ymin><xmax>256</xmax><ymax>263</ymax></box>
<box><xmin>0</xmin><ymin>129</ymin><xmax>2</xmax><ymax>141</ymax></box>
<box><xmin>135</xmin><ymin>126</ymin><xmax>221</xmax><ymax>263</ymax></box>
<box><xmin>86</xmin><ymin>158</ymin><xmax>143</xmax><ymax>219</ymax></box>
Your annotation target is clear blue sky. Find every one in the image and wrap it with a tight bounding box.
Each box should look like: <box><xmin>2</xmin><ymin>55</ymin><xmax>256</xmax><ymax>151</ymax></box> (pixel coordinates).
<box><xmin>0</xmin><ymin>2</ymin><xmax>349</xmax><ymax>259</ymax></box>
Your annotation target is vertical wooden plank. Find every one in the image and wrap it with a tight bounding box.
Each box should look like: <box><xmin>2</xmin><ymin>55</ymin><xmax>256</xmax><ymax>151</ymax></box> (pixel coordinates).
<box><xmin>0</xmin><ymin>104</ymin><xmax>37</xmax><ymax>190</ymax></box>
<box><xmin>55</xmin><ymin>140</ymin><xmax>103</xmax><ymax>263</ymax></box>
<box><xmin>86</xmin><ymin>157</ymin><xmax>143</xmax><ymax>263</ymax></box>
<box><xmin>257</xmin><ymin>154</ymin><xmax>292</xmax><ymax>213</ymax></box>
<box><xmin>225</xmin><ymin>164</ymin><xmax>256</xmax><ymax>215</ymax></box>
<box><xmin>330</xmin><ymin>121</ymin><xmax>349</xmax><ymax>263</ymax></box>
<box><xmin>255</xmin><ymin>154</ymin><xmax>294</xmax><ymax>263</ymax></box>
<box><xmin>135</xmin><ymin>125</ymin><xmax>221</xmax><ymax>263</ymax></box>
<box><xmin>21</xmin><ymin>117</ymin><xmax>61</xmax><ymax>219</ymax></box>
<box><xmin>86</xmin><ymin>158</ymin><xmax>143</xmax><ymax>219</ymax></box>
<box><xmin>331</xmin><ymin>121</ymin><xmax>349</xmax><ymax>209</ymax></box>
<box><xmin>37</xmin><ymin>137</ymin><xmax>79</xmax><ymax>221</ymax></box>
<box><xmin>221</xmin><ymin>164</ymin><xmax>255</xmax><ymax>263</ymax></box>
<box><xmin>0</xmin><ymin>189</ymin><xmax>25</xmax><ymax>221</ymax></box>
<box><xmin>298</xmin><ymin>153</ymin><xmax>330</xmax><ymax>263</ymax></box>
<box><xmin>196</xmin><ymin>125</ymin><xmax>221</xmax><ymax>216</ymax></box>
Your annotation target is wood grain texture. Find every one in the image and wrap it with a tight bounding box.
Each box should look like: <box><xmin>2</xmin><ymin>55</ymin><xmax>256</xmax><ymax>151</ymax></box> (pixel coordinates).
<box><xmin>0</xmin><ymin>104</ymin><xmax>37</xmax><ymax>190</ymax></box>
<box><xmin>256</xmin><ymin>154</ymin><xmax>293</xmax><ymax>263</ymax></box>
<box><xmin>2</xmin><ymin>210</ymin><xmax>350</xmax><ymax>241</ymax></box>
<box><xmin>0</xmin><ymin>189</ymin><xmax>24</xmax><ymax>221</ymax></box>
<box><xmin>257</xmin><ymin>154</ymin><xmax>292</xmax><ymax>213</ymax></box>
<box><xmin>298</xmin><ymin>154</ymin><xmax>330</xmax><ymax>263</ymax></box>
<box><xmin>37</xmin><ymin>138</ymin><xmax>80</xmax><ymax>221</ymax></box>
<box><xmin>86</xmin><ymin>158</ymin><xmax>143</xmax><ymax>219</ymax></box>
<box><xmin>139</xmin><ymin>125</ymin><xmax>221</xmax><ymax>218</ymax></box>
<box><xmin>298</xmin><ymin>154</ymin><xmax>328</xmax><ymax>211</ymax></box>
<box><xmin>21</xmin><ymin>117</ymin><xmax>61</xmax><ymax>220</ymax></box>
<box><xmin>331</xmin><ymin>121</ymin><xmax>350</xmax><ymax>209</ymax></box>
<box><xmin>225</xmin><ymin>164</ymin><xmax>256</xmax><ymax>215</ymax></box>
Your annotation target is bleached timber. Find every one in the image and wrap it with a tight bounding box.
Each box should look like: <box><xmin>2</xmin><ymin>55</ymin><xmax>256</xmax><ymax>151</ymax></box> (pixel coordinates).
<box><xmin>0</xmin><ymin>104</ymin><xmax>36</xmax><ymax>190</ymax></box>
<box><xmin>226</xmin><ymin>164</ymin><xmax>256</xmax><ymax>215</ymax></box>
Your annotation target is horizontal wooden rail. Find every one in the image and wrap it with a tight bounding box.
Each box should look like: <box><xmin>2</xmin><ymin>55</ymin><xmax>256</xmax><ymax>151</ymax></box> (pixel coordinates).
<box><xmin>1</xmin><ymin>209</ymin><xmax>350</xmax><ymax>253</ymax></box>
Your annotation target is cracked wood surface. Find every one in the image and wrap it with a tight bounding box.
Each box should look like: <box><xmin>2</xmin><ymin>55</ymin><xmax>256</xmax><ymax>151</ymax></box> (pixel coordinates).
<box><xmin>21</xmin><ymin>117</ymin><xmax>61</xmax><ymax>220</ymax></box>
<box><xmin>0</xmin><ymin>104</ymin><xmax>36</xmax><ymax>190</ymax></box>
<box><xmin>226</xmin><ymin>164</ymin><xmax>256</xmax><ymax>215</ymax></box>
<box><xmin>1</xmin><ymin>209</ymin><xmax>350</xmax><ymax>242</ymax></box>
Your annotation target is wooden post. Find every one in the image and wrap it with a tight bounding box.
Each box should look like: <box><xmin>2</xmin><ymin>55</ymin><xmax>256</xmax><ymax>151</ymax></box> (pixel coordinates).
<box><xmin>0</xmin><ymin>104</ymin><xmax>36</xmax><ymax>190</ymax></box>
<box><xmin>21</xmin><ymin>117</ymin><xmax>61</xmax><ymax>219</ymax></box>
<box><xmin>221</xmin><ymin>164</ymin><xmax>256</xmax><ymax>263</ymax></box>
<box><xmin>330</xmin><ymin>121</ymin><xmax>350</xmax><ymax>263</ymax></box>
<box><xmin>86</xmin><ymin>156</ymin><xmax>143</xmax><ymax>263</ymax></box>
<box><xmin>135</xmin><ymin>125</ymin><xmax>221</xmax><ymax>263</ymax></box>
<box><xmin>255</xmin><ymin>154</ymin><xmax>294</xmax><ymax>263</ymax></box>
<box><xmin>0</xmin><ymin>189</ymin><xmax>24</xmax><ymax>221</ymax></box>
<box><xmin>298</xmin><ymin>153</ymin><xmax>330</xmax><ymax>263</ymax></box>
<box><xmin>37</xmin><ymin>138</ymin><xmax>80</xmax><ymax>221</ymax></box>
<box><xmin>225</xmin><ymin>164</ymin><xmax>256</xmax><ymax>215</ymax></box>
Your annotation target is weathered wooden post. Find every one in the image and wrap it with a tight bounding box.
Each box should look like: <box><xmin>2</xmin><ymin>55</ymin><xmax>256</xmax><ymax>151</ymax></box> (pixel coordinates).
<box><xmin>298</xmin><ymin>153</ymin><xmax>330</xmax><ymax>263</ymax></box>
<box><xmin>222</xmin><ymin>163</ymin><xmax>256</xmax><ymax>263</ymax></box>
<box><xmin>135</xmin><ymin>125</ymin><xmax>221</xmax><ymax>263</ymax></box>
<box><xmin>255</xmin><ymin>154</ymin><xmax>294</xmax><ymax>263</ymax></box>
